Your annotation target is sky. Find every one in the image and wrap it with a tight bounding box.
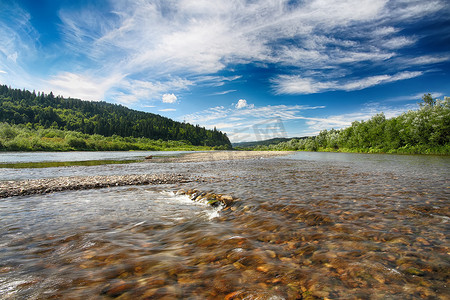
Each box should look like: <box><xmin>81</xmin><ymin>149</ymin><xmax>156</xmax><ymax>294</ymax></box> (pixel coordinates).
<box><xmin>1</xmin><ymin>0</ymin><xmax>449</xmax><ymax>142</ymax></box>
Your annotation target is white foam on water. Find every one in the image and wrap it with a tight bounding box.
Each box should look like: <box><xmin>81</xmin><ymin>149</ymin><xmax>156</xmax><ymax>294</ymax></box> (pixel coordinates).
<box><xmin>158</xmin><ymin>190</ymin><xmax>223</xmax><ymax>220</ymax></box>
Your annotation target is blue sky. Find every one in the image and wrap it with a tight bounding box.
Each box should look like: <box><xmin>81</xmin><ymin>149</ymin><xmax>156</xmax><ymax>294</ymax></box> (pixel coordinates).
<box><xmin>1</xmin><ymin>0</ymin><xmax>449</xmax><ymax>142</ymax></box>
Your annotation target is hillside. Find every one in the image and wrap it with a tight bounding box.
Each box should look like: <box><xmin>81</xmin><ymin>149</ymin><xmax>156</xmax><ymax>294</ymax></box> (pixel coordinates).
<box><xmin>0</xmin><ymin>85</ymin><xmax>231</xmax><ymax>148</ymax></box>
<box><xmin>232</xmin><ymin>137</ymin><xmax>306</xmax><ymax>148</ymax></box>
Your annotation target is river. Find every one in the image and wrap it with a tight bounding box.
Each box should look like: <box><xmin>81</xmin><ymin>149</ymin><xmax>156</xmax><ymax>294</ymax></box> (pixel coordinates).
<box><xmin>0</xmin><ymin>151</ymin><xmax>449</xmax><ymax>299</ymax></box>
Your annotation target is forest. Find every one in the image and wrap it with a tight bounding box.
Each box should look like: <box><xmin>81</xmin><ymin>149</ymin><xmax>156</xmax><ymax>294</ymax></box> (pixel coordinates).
<box><xmin>252</xmin><ymin>94</ymin><xmax>450</xmax><ymax>155</ymax></box>
<box><xmin>0</xmin><ymin>85</ymin><xmax>231</xmax><ymax>149</ymax></box>
<box><xmin>0</xmin><ymin>123</ymin><xmax>219</xmax><ymax>151</ymax></box>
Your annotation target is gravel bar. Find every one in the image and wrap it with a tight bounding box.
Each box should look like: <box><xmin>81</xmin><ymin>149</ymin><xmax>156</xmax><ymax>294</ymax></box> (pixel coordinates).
<box><xmin>0</xmin><ymin>174</ymin><xmax>191</xmax><ymax>198</ymax></box>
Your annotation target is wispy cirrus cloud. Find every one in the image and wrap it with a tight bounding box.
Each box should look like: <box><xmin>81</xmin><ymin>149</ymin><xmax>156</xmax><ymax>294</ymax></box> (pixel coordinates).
<box><xmin>0</xmin><ymin>1</ymin><xmax>40</xmax><ymax>88</ymax></box>
<box><xmin>1</xmin><ymin>0</ymin><xmax>448</xmax><ymax>106</ymax></box>
<box><xmin>398</xmin><ymin>55</ymin><xmax>450</xmax><ymax>66</ymax></box>
<box><xmin>382</xmin><ymin>91</ymin><xmax>444</xmax><ymax>102</ymax></box>
<box><xmin>209</xmin><ymin>90</ymin><xmax>237</xmax><ymax>96</ymax></box>
<box><xmin>50</xmin><ymin>0</ymin><xmax>446</xmax><ymax>100</ymax></box>
<box><xmin>272</xmin><ymin>71</ymin><xmax>423</xmax><ymax>94</ymax></box>
<box><xmin>0</xmin><ymin>2</ymin><xmax>38</xmax><ymax>63</ymax></box>
<box><xmin>382</xmin><ymin>36</ymin><xmax>417</xmax><ymax>49</ymax></box>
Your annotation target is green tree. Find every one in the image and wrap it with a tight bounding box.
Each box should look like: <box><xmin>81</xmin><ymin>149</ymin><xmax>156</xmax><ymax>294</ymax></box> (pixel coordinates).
<box><xmin>420</xmin><ymin>93</ymin><xmax>436</xmax><ymax>107</ymax></box>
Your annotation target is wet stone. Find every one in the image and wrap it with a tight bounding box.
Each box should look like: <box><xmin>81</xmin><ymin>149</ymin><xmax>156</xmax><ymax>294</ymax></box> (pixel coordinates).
<box><xmin>101</xmin><ymin>280</ymin><xmax>135</xmax><ymax>297</ymax></box>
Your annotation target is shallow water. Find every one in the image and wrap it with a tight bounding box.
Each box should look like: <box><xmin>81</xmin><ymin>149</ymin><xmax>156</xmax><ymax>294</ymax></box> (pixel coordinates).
<box><xmin>0</xmin><ymin>152</ymin><xmax>449</xmax><ymax>299</ymax></box>
<box><xmin>0</xmin><ymin>151</ymin><xmax>192</xmax><ymax>170</ymax></box>
<box><xmin>0</xmin><ymin>151</ymin><xmax>190</xmax><ymax>164</ymax></box>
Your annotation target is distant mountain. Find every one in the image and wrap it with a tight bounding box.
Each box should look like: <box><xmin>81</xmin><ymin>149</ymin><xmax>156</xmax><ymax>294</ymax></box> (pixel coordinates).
<box><xmin>233</xmin><ymin>137</ymin><xmax>307</xmax><ymax>148</ymax></box>
<box><xmin>0</xmin><ymin>85</ymin><xmax>231</xmax><ymax>148</ymax></box>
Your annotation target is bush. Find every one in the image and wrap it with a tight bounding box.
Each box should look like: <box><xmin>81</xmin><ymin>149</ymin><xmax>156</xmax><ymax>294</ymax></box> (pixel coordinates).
<box><xmin>67</xmin><ymin>136</ymin><xmax>87</xmax><ymax>149</ymax></box>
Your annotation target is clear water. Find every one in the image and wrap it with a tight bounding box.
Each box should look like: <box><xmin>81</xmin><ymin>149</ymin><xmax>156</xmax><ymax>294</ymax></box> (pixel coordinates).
<box><xmin>0</xmin><ymin>186</ymin><xmax>220</xmax><ymax>299</ymax></box>
<box><xmin>0</xmin><ymin>151</ymin><xmax>190</xmax><ymax>164</ymax></box>
<box><xmin>0</xmin><ymin>152</ymin><xmax>449</xmax><ymax>299</ymax></box>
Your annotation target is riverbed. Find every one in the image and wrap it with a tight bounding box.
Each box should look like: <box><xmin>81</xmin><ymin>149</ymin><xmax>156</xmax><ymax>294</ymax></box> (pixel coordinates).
<box><xmin>0</xmin><ymin>151</ymin><xmax>449</xmax><ymax>299</ymax></box>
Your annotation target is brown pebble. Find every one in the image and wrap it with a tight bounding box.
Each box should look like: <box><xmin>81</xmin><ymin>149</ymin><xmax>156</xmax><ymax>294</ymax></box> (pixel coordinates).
<box><xmin>256</xmin><ymin>265</ymin><xmax>270</xmax><ymax>273</ymax></box>
<box><xmin>101</xmin><ymin>280</ymin><xmax>134</xmax><ymax>297</ymax></box>
<box><xmin>225</xmin><ymin>291</ymin><xmax>242</xmax><ymax>300</ymax></box>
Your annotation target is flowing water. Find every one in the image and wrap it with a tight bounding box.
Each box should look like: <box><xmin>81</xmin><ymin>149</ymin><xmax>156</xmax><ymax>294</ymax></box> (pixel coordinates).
<box><xmin>0</xmin><ymin>152</ymin><xmax>449</xmax><ymax>299</ymax></box>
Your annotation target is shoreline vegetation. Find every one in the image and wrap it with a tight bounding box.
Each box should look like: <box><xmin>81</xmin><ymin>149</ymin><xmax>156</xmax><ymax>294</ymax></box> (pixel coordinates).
<box><xmin>243</xmin><ymin>94</ymin><xmax>449</xmax><ymax>155</ymax></box>
<box><xmin>0</xmin><ymin>123</ymin><xmax>223</xmax><ymax>152</ymax></box>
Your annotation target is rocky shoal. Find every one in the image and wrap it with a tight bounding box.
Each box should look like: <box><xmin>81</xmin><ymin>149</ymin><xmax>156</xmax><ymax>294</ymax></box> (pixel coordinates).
<box><xmin>0</xmin><ymin>174</ymin><xmax>191</xmax><ymax>198</ymax></box>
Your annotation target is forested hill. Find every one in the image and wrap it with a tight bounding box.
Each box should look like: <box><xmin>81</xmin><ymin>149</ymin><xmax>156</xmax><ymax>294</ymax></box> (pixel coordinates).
<box><xmin>0</xmin><ymin>85</ymin><xmax>231</xmax><ymax>147</ymax></box>
<box><xmin>232</xmin><ymin>137</ymin><xmax>306</xmax><ymax>149</ymax></box>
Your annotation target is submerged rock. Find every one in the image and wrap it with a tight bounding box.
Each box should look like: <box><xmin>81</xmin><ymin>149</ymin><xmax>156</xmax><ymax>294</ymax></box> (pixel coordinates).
<box><xmin>101</xmin><ymin>280</ymin><xmax>135</xmax><ymax>297</ymax></box>
<box><xmin>181</xmin><ymin>188</ymin><xmax>240</xmax><ymax>208</ymax></box>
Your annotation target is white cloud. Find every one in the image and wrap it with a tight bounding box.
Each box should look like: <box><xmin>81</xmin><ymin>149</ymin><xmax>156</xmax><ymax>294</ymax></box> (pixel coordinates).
<box><xmin>159</xmin><ymin>108</ymin><xmax>176</xmax><ymax>112</ymax></box>
<box><xmin>46</xmin><ymin>72</ymin><xmax>123</xmax><ymax>100</ymax></box>
<box><xmin>162</xmin><ymin>93</ymin><xmax>178</xmax><ymax>104</ymax></box>
<box><xmin>236</xmin><ymin>99</ymin><xmax>250</xmax><ymax>109</ymax></box>
<box><xmin>372</xmin><ymin>26</ymin><xmax>399</xmax><ymax>36</ymax></box>
<box><xmin>210</xmin><ymin>89</ymin><xmax>237</xmax><ymax>96</ymax></box>
<box><xmin>341</xmin><ymin>71</ymin><xmax>422</xmax><ymax>90</ymax></box>
<box><xmin>0</xmin><ymin>70</ymin><xmax>6</xmax><ymax>74</ymax></box>
<box><xmin>271</xmin><ymin>76</ymin><xmax>329</xmax><ymax>94</ymax></box>
<box><xmin>195</xmin><ymin>75</ymin><xmax>242</xmax><ymax>87</ymax></box>
<box><xmin>272</xmin><ymin>71</ymin><xmax>423</xmax><ymax>94</ymax></box>
<box><xmin>382</xmin><ymin>36</ymin><xmax>416</xmax><ymax>49</ymax></box>
<box><xmin>400</xmin><ymin>55</ymin><xmax>450</xmax><ymax>66</ymax></box>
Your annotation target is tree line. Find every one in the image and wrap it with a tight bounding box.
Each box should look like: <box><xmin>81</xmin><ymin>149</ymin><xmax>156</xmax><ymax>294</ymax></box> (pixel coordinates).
<box><xmin>0</xmin><ymin>122</ymin><xmax>220</xmax><ymax>151</ymax></box>
<box><xmin>0</xmin><ymin>85</ymin><xmax>231</xmax><ymax>148</ymax></box>
<box><xmin>253</xmin><ymin>94</ymin><xmax>449</xmax><ymax>155</ymax></box>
